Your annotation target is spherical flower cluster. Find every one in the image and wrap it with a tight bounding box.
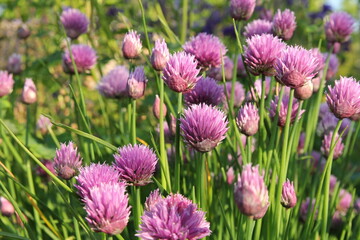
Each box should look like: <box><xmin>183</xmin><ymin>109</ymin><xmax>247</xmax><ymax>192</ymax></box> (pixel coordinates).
<box><xmin>127</xmin><ymin>66</ymin><xmax>147</xmax><ymax>99</ymax></box>
<box><xmin>75</xmin><ymin>163</ymin><xmax>121</xmax><ymax>199</ymax></box>
<box><xmin>180</xmin><ymin>103</ymin><xmax>228</xmax><ymax>152</ymax></box>
<box><xmin>269</xmin><ymin>94</ymin><xmax>305</xmax><ymax>127</ymax></box>
<box><xmin>62</xmin><ymin>44</ymin><xmax>97</xmax><ymax>74</ymax></box>
<box><xmin>54</xmin><ymin>142</ymin><xmax>83</xmax><ymax>180</ymax></box>
<box><xmin>36</xmin><ymin>115</ymin><xmax>52</xmax><ymax>135</ymax></box>
<box><xmin>243</xmin><ymin>19</ymin><xmax>273</xmax><ymax>39</ymax></box>
<box><xmin>162</xmin><ymin>52</ymin><xmax>201</xmax><ymax>93</ymax></box>
<box><xmin>206</xmin><ymin>57</ymin><xmax>234</xmax><ymax>81</ymax></box>
<box><xmin>144</xmin><ymin>189</ymin><xmax>162</xmax><ymax>211</ymax></box>
<box><xmin>246</xmin><ymin>78</ymin><xmax>271</xmax><ymax>102</ymax></box>
<box><xmin>60</xmin><ymin>8</ymin><xmax>89</xmax><ymax>39</ymax></box>
<box><xmin>122</xmin><ymin>30</ymin><xmax>142</xmax><ymax>59</ymax></box>
<box><xmin>244</xmin><ymin>34</ymin><xmax>285</xmax><ymax>76</ymax></box>
<box><xmin>97</xmin><ymin>66</ymin><xmax>129</xmax><ymax>99</ymax></box>
<box><xmin>224</xmin><ymin>82</ymin><xmax>245</xmax><ymax>108</ymax></box>
<box><xmin>137</xmin><ymin>193</ymin><xmax>211</xmax><ymax>240</ymax></box>
<box><xmin>234</xmin><ymin>164</ymin><xmax>269</xmax><ymax>219</ymax></box>
<box><xmin>230</xmin><ymin>0</ymin><xmax>256</xmax><ymax>21</ymax></box>
<box><xmin>184</xmin><ymin>77</ymin><xmax>223</xmax><ymax>107</ymax></box>
<box><xmin>151</xmin><ymin>38</ymin><xmax>170</xmax><ymax>71</ymax></box>
<box><xmin>183</xmin><ymin>33</ymin><xmax>227</xmax><ymax>68</ymax></box>
<box><xmin>323</xmin><ymin>53</ymin><xmax>339</xmax><ymax>80</ymax></box>
<box><xmin>84</xmin><ymin>182</ymin><xmax>130</xmax><ymax>235</ymax></box>
<box><xmin>272</xmin><ymin>9</ymin><xmax>296</xmax><ymax>41</ymax></box>
<box><xmin>7</xmin><ymin>53</ymin><xmax>22</xmax><ymax>75</ymax></box>
<box><xmin>321</xmin><ymin>131</ymin><xmax>344</xmax><ymax>159</ymax></box>
<box><xmin>281</xmin><ymin>179</ymin><xmax>297</xmax><ymax>209</ymax></box>
<box><xmin>275</xmin><ymin>46</ymin><xmax>319</xmax><ymax>89</ymax></box>
<box><xmin>236</xmin><ymin>103</ymin><xmax>259</xmax><ymax>136</ymax></box>
<box><xmin>21</xmin><ymin>78</ymin><xmax>37</xmax><ymax>105</ymax></box>
<box><xmin>113</xmin><ymin>144</ymin><xmax>158</xmax><ymax>186</ymax></box>
<box><xmin>325</xmin><ymin>12</ymin><xmax>355</xmax><ymax>44</ymax></box>
<box><xmin>326</xmin><ymin>77</ymin><xmax>360</xmax><ymax>119</ymax></box>
<box><xmin>0</xmin><ymin>71</ymin><xmax>14</xmax><ymax>97</ymax></box>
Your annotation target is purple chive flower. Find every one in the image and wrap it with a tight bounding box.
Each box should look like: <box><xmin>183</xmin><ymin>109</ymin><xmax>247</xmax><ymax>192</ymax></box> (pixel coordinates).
<box><xmin>0</xmin><ymin>197</ymin><xmax>15</xmax><ymax>217</ymax></box>
<box><xmin>230</xmin><ymin>0</ymin><xmax>256</xmax><ymax>21</ymax></box>
<box><xmin>21</xmin><ymin>78</ymin><xmax>37</xmax><ymax>105</ymax></box>
<box><xmin>326</xmin><ymin>77</ymin><xmax>360</xmax><ymax>119</ymax></box>
<box><xmin>275</xmin><ymin>46</ymin><xmax>318</xmax><ymax>89</ymax></box>
<box><xmin>325</xmin><ymin>12</ymin><xmax>355</xmax><ymax>45</ymax></box>
<box><xmin>75</xmin><ymin>163</ymin><xmax>120</xmax><ymax>199</ymax></box>
<box><xmin>7</xmin><ymin>53</ymin><xmax>22</xmax><ymax>75</ymax></box>
<box><xmin>60</xmin><ymin>8</ymin><xmax>89</xmax><ymax>39</ymax></box>
<box><xmin>35</xmin><ymin>159</ymin><xmax>56</xmax><ymax>181</ymax></box>
<box><xmin>300</xmin><ymin>198</ymin><xmax>317</xmax><ymax>222</ymax></box>
<box><xmin>294</xmin><ymin>81</ymin><xmax>314</xmax><ymax>100</ymax></box>
<box><xmin>151</xmin><ymin>38</ymin><xmax>170</xmax><ymax>71</ymax></box>
<box><xmin>260</xmin><ymin>8</ymin><xmax>273</xmax><ymax>21</ymax></box>
<box><xmin>227</xmin><ymin>167</ymin><xmax>235</xmax><ymax>184</ymax></box>
<box><xmin>206</xmin><ymin>57</ymin><xmax>234</xmax><ymax>81</ymax></box>
<box><xmin>54</xmin><ymin>142</ymin><xmax>83</xmax><ymax>180</ymax></box>
<box><xmin>153</xmin><ymin>95</ymin><xmax>167</xmax><ymax>120</ymax></box>
<box><xmin>246</xmin><ymin>77</ymin><xmax>271</xmax><ymax>102</ymax></box>
<box><xmin>0</xmin><ymin>71</ymin><xmax>14</xmax><ymax>97</ymax></box>
<box><xmin>322</xmin><ymin>53</ymin><xmax>339</xmax><ymax>80</ymax></box>
<box><xmin>122</xmin><ymin>30</ymin><xmax>142</xmax><ymax>59</ymax></box>
<box><xmin>281</xmin><ymin>179</ymin><xmax>297</xmax><ymax>209</ymax></box>
<box><xmin>183</xmin><ymin>33</ymin><xmax>227</xmax><ymax>69</ymax></box>
<box><xmin>85</xmin><ymin>182</ymin><xmax>130</xmax><ymax>235</ymax></box>
<box><xmin>180</xmin><ymin>103</ymin><xmax>228</xmax><ymax>152</ymax></box>
<box><xmin>244</xmin><ymin>34</ymin><xmax>286</xmax><ymax>76</ymax></box>
<box><xmin>144</xmin><ymin>189</ymin><xmax>162</xmax><ymax>211</ymax></box>
<box><xmin>243</xmin><ymin>19</ymin><xmax>273</xmax><ymax>39</ymax></box>
<box><xmin>269</xmin><ymin>94</ymin><xmax>305</xmax><ymax>127</ymax></box>
<box><xmin>272</xmin><ymin>9</ymin><xmax>296</xmax><ymax>41</ymax></box>
<box><xmin>113</xmin><ymin>144</ymin><xmax>158</xmax><ymax>186</ymax></box>
<box><xmin>137</xmin><ymin>193</ymin><xmax>211</xmax><ymax>240</ymax></box>
<box><xmin>311</xmin><ymin>48</ymin><xmax>325</xmax><ymax>73</ymax></box>
<box><xmin>321</xmin><ymin>131</ymin><xmax>344</xmax><ymax>159</ymax></box>
<box><xmin>162</xmin><ymin>52</ymin><xmax>201</xmax><ymax>93</ymax></box>
<box><xmin>236</xmin><ymin>103</ymin><xmax>259</xmax><ymax>136</ymax></box>
<box><xmin>62</xmin><ymin>44</ymin><xmax>97</xmax><ymax>74</ymax></box>
<box><xmin>224</xmin><ymin>82</ymin><xmax>246</xmax><ymax>108</ymax></box>
<box><xmin>97</xmin><ymin>66</ymin><xmax>129</xmax><ymax>99</ymax></box>
<box><xmin>234</xmin><ymin>164</ymin><xmax>270</xmax><ymax>219</ymax></box>
<box><xmin>184</xmin><ymin>77</ymin><xmax>223</xmax><ymax>107</ymax></box>
<box><xmin>337</xmin><ymin>189</ymin><xmax>352</xmax><ymax>212</ymax></box>
<box><xmin>36</xmin><ymin>115</ymin><xmax>52</xmax><ymax>135</ymax></box>
<box><xmin>17</xmin><ymin>24</ymin><xmax>31</xmax><ymax>39</ymax></box>
<box><xmin>329</xmin><ymin>175</ymin><xmax>338</xmax><ymax>193</ymax></box>
<box><xmin>127</xmin><ymin>66</ymin><xmax>147</xmax><ymax>99</ymax></box>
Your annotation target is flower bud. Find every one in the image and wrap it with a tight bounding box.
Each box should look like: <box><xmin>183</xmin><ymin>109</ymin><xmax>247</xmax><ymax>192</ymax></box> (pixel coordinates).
<box><xmin>281</xmin><ymin>179</ymin><xmax>297</xmax><ymax>209</ymax></box>
<box><xmin>17</xmin><ymin>24</ymin><xmax>31</xmax><ymax>39</ymax></box>
<box><xmin>7</xmin><ymin>53</ymin><xmax>22</xmax><ymax>75</ymax></box>
<box><xmin>230</xmin><ymin>0</ymin><xmax>256</xmax><ymax>21</ymax></box>
<box><xmin>151</xmin><ymin>39</ymin><xmax>169</xmax><ymax>71</ymax></box>
<box><xmin>294</xmin><ymin>81</ymin><xmax>313</xmax><ymax>100</ymax></box>
<box><xmin>21</xmin><ymin>78</ymin><xmax>37</xmax><ymax>104</ymax></box>
<box><xmin>0</xmin><ymin>197</ymin><xmax>15</xmax><ymax>217</ymax></box>
<box><xmin>153</xmin><ymin>95</ymin><xmax>167</xmax><ymax>119</ymax></box>
<box><xmin>54</xmin><ymin>142</ymin><xmax>82</xmax><ymax>180</ymax></box>
<box><xmin>127</xmin><ymin>67</ymin><xmax>147</xmax><ymax>99</ymax></box>
<box><xmin>0</xmin><ymin>71</ymin><xmax>14</xmax><ymax>97</ymax></box>
<box><xmin>236</xmin><ymin>103</ymin><xmax>259</xmax><ymax>136</ymax></box>
<box><xmin>122</xmin><ymin>30</ymin><xmax>142</xmax><ymax>59</ymax></box>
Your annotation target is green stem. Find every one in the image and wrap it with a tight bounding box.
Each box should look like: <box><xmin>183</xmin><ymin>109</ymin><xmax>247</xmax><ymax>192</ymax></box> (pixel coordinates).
<box><xmin>321</xmin><ymin>120</ymin><xmax>343</xmax><ymax>239</ymax></box>
<box><xmin>48</xmin><ymin>127</ymin><xmax>60</xmax><ymax>148</ymax></box>
<box><xmin>258</xmin><ymin>75</ymin><xmax>267</xmax><ymax>167</ymax></box>
<box><xmin>174</xmin><ymin>93</ymin><xmax>183</xmax><ymax>193</ymax></box>
<box><xmin>196</xmin><ymin>153</ymin><xmax>206</xmax><ymax>211</ymax></box>
<box><xmin>247</xmin><ymin>136</ymin><xmax>252</xmax><ymax>163</ymax></box>
<box><xmin>132</xmin><ymin>186</ymin><xmax>142</xmax><ymax>232</ymax></box>
<box><xmin>131</xmin><ymin>99</ymin><xmax>136</xmax><ymax>145</ymax></box>
<box><xmin>246</xmin><ymin>218</ymin><xmax>255</xmax><ymax>240</ymax></box>
<box><xmin>180</xmin><ymin>0</ymin><xmax>188</xmax><ymax>43</ymax></box>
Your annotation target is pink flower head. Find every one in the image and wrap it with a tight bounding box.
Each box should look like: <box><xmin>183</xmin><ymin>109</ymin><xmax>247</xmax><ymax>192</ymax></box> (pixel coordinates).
<box><xmin>162</xmin><ymin>52</ymin><xmax>201</xmax><ymax>93</ymax></box>
<box><xmin>269</xmin><ymin>94</ymin><xmax>305</xmax><ymax>127</ymax></box>
<box><xmin>326</xmin><ymin>77</ymin><xmax>360</xmax><ymax>119</ymax></box>
<box><xmin>17</xmin><ymin>24</ymin><xmax>31</xmax><ymax>39</ymax></box>
<box><xmin>35</xmin><ymin>159</ymin><xmax>56</xmax><ymax>182</ymax></box>
<box><xmin>234</xmin><ymin>164</ymin><xmax>269</xmax><ymax>219</ymax></box>
<box><xmin>337</xmin><ymin>189</ymin><xmax>352</xmax><ymax>212</ymax></box>
<box><xmin>144</xmin><ymin>189</ymin><xmax>162</xmax><ymax>211</ymax></box>
<box><xmin>0</xmin><ymin>71</ymin><xmax>14</xmax><ymax>97</ymax></box>
<box><xmin>113</xmin><ymin>144</ymin><xmax>158</xmax><ymax>186</ymax></box>
<box><xmin>272</xmin><ymin>9</ymin><xmax>296</xmax><ymax>41</ymax></box>
<box><xmin>184</xmin><ymin>77</ymin><xmax>223</xmax><ymax>107</ymax></box>
<box><xmin>21</xmin><ymin>78</ymin><xmax>37</xmax><ymax>105</ymax></box>
<box><xmin>230</xmin><ymin>0</ymin><xmax>256</xmax><ymax>21</ymax></box>
<box><xmin>236</xmin><ymin>103</ymin><xmax>259</xmax><ymax>136</ymax></box>
<box><xmin>85</xmin><ymin>182</ymin><xmax>130</xmax><ymax>235</ymax></box>
<box><xmin>36</xmin><ymin>115</ymin><xmax>52</xmax><ymax>135</ymax></box>
<box><xmin>244</xmin><ymin>34</ymin><xmax>286</xmax><ymax>76</ymax></box>
<box><xmin>180</xmin><ymin>103</ymin><xmax>228</xmax><ymax>152</ymax></box>
<box><xmin>183</xmin><ymin>33</ymin><xmax>227</xmax><ymax>68</ymax></box>
<box><xmin>7</xmin><ymin>53</ymin><xmax>22</xmax><ymax>75</ymax></box>
<box><xmin>206</xmin><ymin>56</ymin><xmax>234</xmax><ymax>81</ymax></box>
<box><xmin>0</xmin><ymin>197</ymin><xmax>15</xmax><ymax>217</ymax></box>
<box><xmin>275</xmin><ymin>46</ymin><xmax>319</xmax><ymax>88</ymax></box>
<box><xmin>323</xmin><ymin>53</ymin><xmax>339</xmax><ymax>80</ymax></box>
<box><xmin>281</xmin><ymin>179</ymin><xmax>297</xmax><ymax>208</ymax></box>
<box><xmin>310</xmin><ymin>48</ymin><xmax>325</xmax><ymax>72</ymax></box>
<box><xmin>151</xmin><ymin>38</ymin><xmax>170</xmax><ymax>71</ymax></box>
<box><xmin>122</xmin><ymin>30</ymin><xmax>142</xmax><ymax>59</ymax></box>
<box><xmin>321</xmin><ymin>131</ymin><xmax>344</xmax><ymax>159</ymax></box>
<box><xmin>137</xmin><ymin>193</ymin><xmax>211</xmax><ymax>240</ymax></box>
<box><xmin>325</xmin><ymin>12</ymin><xmax>355</xmax><ymax>44</ymax></box>
<box><xmin>244</xmin><ymin>19</ymin><xmax>273</xmax><ymax>39</ymax></box>
<box><xmin>330</xmin><ymin>175</ymin><xmax>338</xmax><ymax>193</ymax></box>
<box><xmin>224</xmin><ymin>82</ymin><xmax>246</xmax><ymax>108</ymax></box>
<box><xmin>63</xmin><ymin>44</ymin><xmax>97</xmax><ymax>74</ymax></box>
<box><xmin>300</xmin><ymin>197</ymin><xmax>317</xmax><ymax>222</ymax></box>
<box><xmin>294</xmin><ymin>81</ymin><xmax>314</xmax><ymax>100</ymax></box>
<box><xmin>227</xmin><ymin>167</ymin><xmax>235</xmax><ymax>185</ymax></box>
<box><xmin>127</xmin><ymin>66</ymin><xmax>147</xmax><ymax>99</ymax></box>
<box><xmin>54</xmin><ymin>142</ymin><xmax>83</xmax><ymax>180</ymax></box>
<box><xmin>97</xmin><ymin>66</ymin><xmax>129</xmax><ymax>99</ymax></box>
<box><xmin>246</xmin><ymin>77</ymin><xmax>271</xmax><ymax>102</ymax></box>
<box><xmin>153</xmin><ymin>95</ymin><xmax>167</xmax><ymax>120</ymax></box>
<box><xmin>60</xmin><ymin>8</ymin><xmax>89</xmax><ymax>39</ymax></box>
<box><xmin>75</xmin><ymin>163</ymin><xmax>121</xmax><ymax>199</ymax></box>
